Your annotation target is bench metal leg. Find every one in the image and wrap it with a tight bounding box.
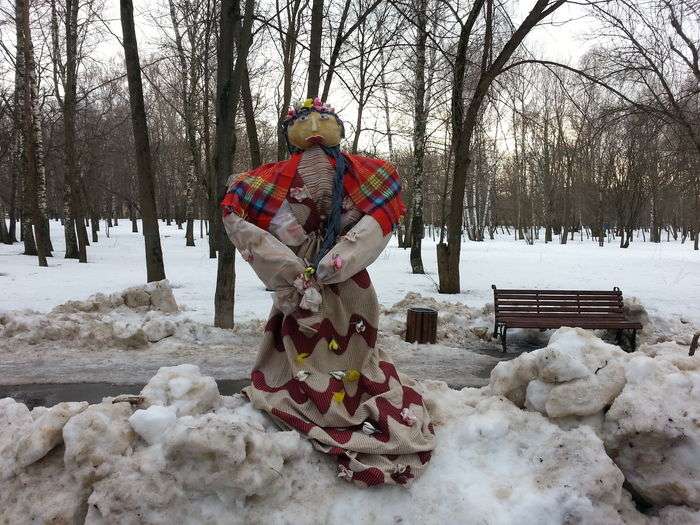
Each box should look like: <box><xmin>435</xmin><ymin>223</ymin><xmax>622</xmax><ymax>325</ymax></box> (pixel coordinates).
<box><xmin>630</xmin><ymin>329</ymin><xmax>636</xmax><ymax>351</ymax></box>
<box><xmin>500</xmin><ymin>327</ymin><xmax>508</xmax><ymax>353</ymax></box>
<box><xmin>493</xmin><ymin>321</ymin><xmax>499</xmax><ymax>338</ymax></box>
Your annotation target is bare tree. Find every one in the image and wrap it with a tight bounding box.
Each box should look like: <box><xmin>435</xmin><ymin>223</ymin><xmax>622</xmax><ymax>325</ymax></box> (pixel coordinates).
<box><xmin>120</xmin><ymin>0</ymin><xmax>166</xmax><ymax>282</ymax></box>
<box><xmin>213</xmin><ymin>0</ymin><xmax>255</xmax><ymax>328</ymax></box>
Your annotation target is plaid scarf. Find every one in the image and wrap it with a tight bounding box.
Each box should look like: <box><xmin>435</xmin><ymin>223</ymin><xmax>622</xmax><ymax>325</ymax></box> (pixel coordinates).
<box><xmin>221</xmin><ymin>151</ymin><xmax>405</xmax><ymax>235</ymax></box>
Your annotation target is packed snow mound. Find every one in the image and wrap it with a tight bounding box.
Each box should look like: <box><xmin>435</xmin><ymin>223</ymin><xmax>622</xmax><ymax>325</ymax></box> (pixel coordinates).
<box><xmin>624</xmin><ymin>298</ymin><xmax>698</xmax><ymax>347</ymax></box>
<box><xmin>0</xmin><ymin>280</ymin><xmax>241</xmax><ymax>351</ymax></box>
<box><xmin>383</xmin><ymin>292</ymin><xmax>496</xmax><ymax>347</ymax></box>
<box><xmin>604</xmin><ymin>341</ymin><xmax>700</xmax><ymax>509</ymax></box>
<box><xmin>2</xmin><ymin>362</ymin><xmax>661</xmax><ymax>525</ymax></box>
<box><xmin>489</xmin><ymin>327</ymin><xmax>700</xmax><ymax>512</ymax></box>
<box><xmin>490</xmin><ymin>328</ymin><xmax>628</xmax><ymax>419</ymax></box>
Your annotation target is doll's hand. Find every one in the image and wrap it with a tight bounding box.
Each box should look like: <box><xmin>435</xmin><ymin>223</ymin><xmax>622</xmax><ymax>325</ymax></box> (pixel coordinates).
<box><xmin>293</xmin><ymin>266</ymin><xmax>323</xmax><ymax>312</ymax></box>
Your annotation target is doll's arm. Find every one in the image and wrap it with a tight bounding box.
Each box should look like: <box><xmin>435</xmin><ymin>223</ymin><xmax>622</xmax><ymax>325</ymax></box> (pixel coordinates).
<box><xmin>222</xmin><ymin>212</ymin><xmax>306</xmax><ymax>290</ymax></box>
<box><xmin>315</xmin><ymin>214</ymin><xmax>391</xmax><ymax>284</ymax></box>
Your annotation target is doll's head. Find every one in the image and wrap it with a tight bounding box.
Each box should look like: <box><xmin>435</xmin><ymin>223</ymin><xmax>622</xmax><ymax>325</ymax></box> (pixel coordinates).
<box><xmin>282</xmin><ymin>98</ymin><xmax>345</xmax><ymax>152</ymax></box>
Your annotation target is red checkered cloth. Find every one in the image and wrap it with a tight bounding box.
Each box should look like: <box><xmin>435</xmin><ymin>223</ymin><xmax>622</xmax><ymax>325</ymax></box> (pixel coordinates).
<box><xmin>221</xmin><ymin>152</ymin><xmax>405</xmax><ymax>235</ymax></box>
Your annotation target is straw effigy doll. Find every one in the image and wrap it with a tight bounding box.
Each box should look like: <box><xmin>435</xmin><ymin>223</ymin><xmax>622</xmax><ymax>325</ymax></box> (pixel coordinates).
<box><xmin>221</xmin><ymin>98</ymin><xmax>435</xmax><ymax>486</ymax></box>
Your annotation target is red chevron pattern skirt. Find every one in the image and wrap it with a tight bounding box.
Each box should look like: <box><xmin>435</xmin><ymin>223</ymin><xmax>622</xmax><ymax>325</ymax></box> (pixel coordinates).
<box><xmin>242</xmin><ymin>269</ymin><xmax>435</xmax><ymax>486</ymax></box>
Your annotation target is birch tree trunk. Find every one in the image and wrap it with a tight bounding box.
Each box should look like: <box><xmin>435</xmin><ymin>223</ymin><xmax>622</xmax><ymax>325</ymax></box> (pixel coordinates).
<box><xmin>18</xmin><ymin>0</ymin><xmax>47</xmax><ymax>266</ymax></box>
<box><xmin>409</xmin><ymin>0</ymin><xmax>428</xmax><ymax>274</ymax></box>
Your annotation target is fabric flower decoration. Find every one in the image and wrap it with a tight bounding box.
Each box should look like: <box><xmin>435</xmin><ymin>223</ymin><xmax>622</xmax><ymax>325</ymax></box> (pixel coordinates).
<box><xmin>392</xmin><ymin>464</ymin><xmax>408</xmax><ymax>475</ymax></box>
<box><xmin>331</xmin><ymin>254</ymin><xmax>343</xmax><ymax>271</ymax></box>
<box><xmin>300</xmin><ymin>287</ymin><xmax>322</xmax><ymax>312</ymax></box>
<box><xmin>293</xmin><ymin>275</ymin><xmax>306</xmax><ymax>292</ymax></box>
<box><xmin>289</xmin><ymin>186</ymin><xmax>310</xmax><ymax>201</ymax></box>
<box><xmin>295</xmin><ymin>352</ymin><xmax>309</xmax><ymax>364</ymax></box>
<box><xmin>296</xmin><ymin>370</ymin><xmax>309</xmax><ymax>382</ymax></box>
<box><xmin>337</xmin><ymin>465</ymin><xmax>354</xmax><ymax>481</ymax></box>
<box><xmin>362</xmin><ymin>422</ymin><xmax>378</xmax><ymax>435</ymax></box>
<box><xmin>240</xmin><ymin>248</ymin><xmax>253</xmax><ymax>262</ymax></box>
<box><xmin>400</xmin><ymin>408</ymin><xmax>417</xmax><ymax>426</ymax></box>
<box><xmin>355</xmin><ymin>319</ymin><xmax>365</xmax><ymax>333</ymax></box>
<box><xmin>328</xmin><ymin>338</ymin><xmax>340</xmax><ymax>352</ymax></box>
<box><xmin>330</xmin><ymin>370</ymin><xmax>346</xmax><ymax>380</ymax></box>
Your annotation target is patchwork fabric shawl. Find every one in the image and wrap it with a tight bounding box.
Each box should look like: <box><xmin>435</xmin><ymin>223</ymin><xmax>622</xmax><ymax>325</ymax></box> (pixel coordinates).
<box><xmin>221</xmin><ymin>152</ymin><xmax>405</xmax><ymax>235</ymax></box>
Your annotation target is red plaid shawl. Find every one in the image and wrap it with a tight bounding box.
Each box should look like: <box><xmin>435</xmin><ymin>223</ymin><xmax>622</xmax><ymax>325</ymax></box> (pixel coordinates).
<box><xmin>221</xmin><ymin>152</ymin><xmax>405</xmax><ymax>235</ymax></box>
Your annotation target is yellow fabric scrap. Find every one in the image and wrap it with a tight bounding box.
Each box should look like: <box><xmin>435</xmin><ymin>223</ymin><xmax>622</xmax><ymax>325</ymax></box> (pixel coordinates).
<box><xmin>295</xmin><ymin>352</ymin><xmax>310</xmax><ymax>364</ymax></box>
<box><xmin>344</xmin><ymin>369</ymin><xmax>360</xmax><ymax>382</ymax></box>
<box><xmin>328</xmin><ymin>338</ymin><xmax>339</xmax><ymax>351</ymax></box>
<box><xmin>333</xmin><ymin>391</ymin><xmax>345</xmax><ymax>404</ymax></box>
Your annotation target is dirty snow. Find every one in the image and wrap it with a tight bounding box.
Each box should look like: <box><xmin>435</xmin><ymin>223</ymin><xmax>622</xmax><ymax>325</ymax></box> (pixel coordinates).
<box><xmin>1</xmin><ymin>331</ymin><xmax>699</xmax><ymax>524</ymax></box>
<box><xmin>0</xmin><ymin>280</ymin><xmax>508</xmax><ymax>387</ymax></box>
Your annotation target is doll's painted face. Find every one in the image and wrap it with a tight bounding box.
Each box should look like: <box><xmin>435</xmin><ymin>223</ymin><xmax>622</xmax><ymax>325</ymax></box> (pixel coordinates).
<box><xmin>287</xmin><ymin>111</ymin><xmax>342</xmax><ymax>150</ymax></box>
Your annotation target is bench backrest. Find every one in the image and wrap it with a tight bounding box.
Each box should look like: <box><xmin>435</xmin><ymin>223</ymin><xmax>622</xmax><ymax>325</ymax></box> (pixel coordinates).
<box><xmin>492</xmin><ymin>286</ymin><xmax>625</xmax><ymax>319</ymax></box>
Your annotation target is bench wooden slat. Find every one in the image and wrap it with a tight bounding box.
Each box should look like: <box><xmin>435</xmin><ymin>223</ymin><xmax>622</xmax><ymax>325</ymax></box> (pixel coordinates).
<box><xmin>498</xmin><ymin>319</ymin><xmax>643</xmax><ymax>329</ymax></box>
<box><xmin>495</xmin><ymin>289</ymin><xmax>621</xmax><ymax>295</ymax></box>
<box><xmin>496</xmin><ymin>311</ymin><xmax>626</xmax><ymax>317</ymax></box>
<box><xmin>496</xmin><ymin>299</ymin><xmax>623</xmax><ymax>307</ymax></box>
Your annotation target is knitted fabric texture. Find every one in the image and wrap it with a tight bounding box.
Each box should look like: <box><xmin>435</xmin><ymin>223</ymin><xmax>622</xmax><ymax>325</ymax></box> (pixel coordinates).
<box><xmin>221</xmin><ymin>151</ymin><xmax>405</xmax><ymax>235</ymax></box>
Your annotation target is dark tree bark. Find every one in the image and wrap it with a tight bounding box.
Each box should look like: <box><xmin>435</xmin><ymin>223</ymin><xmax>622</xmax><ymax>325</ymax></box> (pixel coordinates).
<box><xmin>8</xmin><ymin>165</ymin><xmax>17</xmax><ymax>242</ymax></box>
<box><xmin>276</xmin><ymin>0</ymin><xmax>304</xmax><ymax>160</ymax></box>
<box><xmin>306</xmin><ymin>0</ymin><xmax>323</xmax><ymax>98</ymax></box>
<box><xmin>241</xmin><ymin>64</ymin><xmax>262</xmax><ymax>168</ymax></box>
<box><xmin>120</xmin><ymin>0</ymin><xmax>166</xmax><ymax>282</ymax></box>
<box><xmin>410</xmin><ymin>0</ymin><xmax>428</xmax><ymax>274</ymax></box>
<box><xmin>57</xmin><ymin>0</ymin><xmax>88</xmax><ymax>262</ymax></box>
<box><xmin>213</xmin><ymin>0</ymin><xmax>255</xmax><ymax>328</ymax></box>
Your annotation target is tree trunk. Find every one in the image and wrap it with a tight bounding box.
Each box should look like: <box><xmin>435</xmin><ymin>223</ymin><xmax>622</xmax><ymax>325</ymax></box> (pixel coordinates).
<box><xmin>18</xmin><ymin>0</ymin><xmax>47</xmax><ymax>266</ymax></box>
<box><xmin>185</xmin><ymin>162</ymin><xmax>196</xmax><ymax>246</ymax></box>
<box><xmin>410</xmin><ymin>0</ymin><xmax>428</xmax><ymax>274</ymax></box>
<box><xmin>213</xmin><ymin>0</ymin><xmax>254</xmax><ymax>328</ymax></box>
<box><xmin>120</xmin><ymin>0</ymin><xmax>166</xmax><ymax>282</ymax></box>
<box><xmin>0</xmin><ymin>207</ymin><xmax>10</xmax><ymax>244</ymax></box>
<box><xmin>241</xmin><ymin>64</ymin><xmax>262</xmax><ymax>168</ymax></box>
<box><xmin>306</xmin><ymin>0</ymin><xmax>323</xmax><ymax>98</ymax></box>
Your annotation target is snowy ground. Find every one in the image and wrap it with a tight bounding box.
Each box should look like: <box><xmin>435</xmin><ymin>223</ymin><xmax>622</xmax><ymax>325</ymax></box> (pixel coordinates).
<box><xmin>1</xmin><ymin>220</ymin><xmax>699</xmax><ymax>326</ymax></box>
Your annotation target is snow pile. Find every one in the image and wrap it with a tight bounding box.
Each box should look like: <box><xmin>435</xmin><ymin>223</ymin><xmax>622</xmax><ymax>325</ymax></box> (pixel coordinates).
<box><xmin>3</xmin><ymin>361</ymin><xmax>678</xmax><ymax>524</ymax></box>
<box><xmin>0</xmin><ymin>280</ymin><xmax>179</xmax><ymax>350</ymax></box>
<box><xmin>382</xmin><ymin>292</ymin><xmax>496</xmax><ymax>347</ymax></box>
<box><xmin>604</xmin><ymin>342</ymin><xmax>700</xmax><ymax>509</ymax></box>
<box><xmin>490</xmin><ymin>327</ymin><xmax>700</xmax><ymax>514</ymax></box>
<box><xmin>624</xmin><ymin>297</ymin><xmax>698</xmax><ymax>347</ymax></box>
<box><xmin>490</xmin><ymin>328</ymin><xmax>627</xmax><ymax>421</ymax></box>
<box><xmin>0</xmin><ymin>281</ymin><xmax>251</xmax><ymax>353</ymax></box>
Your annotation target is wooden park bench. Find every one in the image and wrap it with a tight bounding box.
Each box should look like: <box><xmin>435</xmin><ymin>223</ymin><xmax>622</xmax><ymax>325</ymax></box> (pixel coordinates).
<box><xmin>492</xmin><ymin>285</ymin><xmax>643</xmax><ymax>352</ymax></box>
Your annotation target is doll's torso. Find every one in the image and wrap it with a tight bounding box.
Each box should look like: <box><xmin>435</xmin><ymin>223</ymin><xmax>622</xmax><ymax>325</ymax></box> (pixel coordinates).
<box><xmin>286</xmin><ymin>146</ymin><xmax>362</xmax><ymax>239</ymax></box>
